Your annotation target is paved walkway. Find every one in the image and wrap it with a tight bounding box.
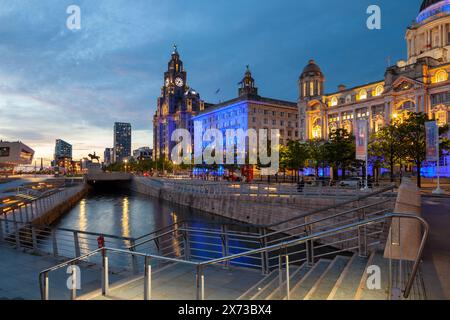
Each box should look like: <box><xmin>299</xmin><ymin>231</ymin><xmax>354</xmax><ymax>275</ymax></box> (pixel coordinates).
<box><xmin>0</xmin><ymin>245</ymin><xmax>126</xmax><ymax>300</ymax></box>
<box><xmin>421</xmin><ymin>197</ymin><xmax>450</xmax><ymax>300</ymax></box>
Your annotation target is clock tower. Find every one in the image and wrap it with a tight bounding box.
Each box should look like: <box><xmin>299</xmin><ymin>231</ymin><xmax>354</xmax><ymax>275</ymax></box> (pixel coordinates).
<box><xmin>153</xmin><ymin>45</ymin><xmax>207</xmax><ymax>161</ymax></box>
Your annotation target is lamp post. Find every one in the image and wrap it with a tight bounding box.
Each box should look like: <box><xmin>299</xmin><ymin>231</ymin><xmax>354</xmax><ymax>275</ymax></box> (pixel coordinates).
<box><xmin>124</xmin><ymin>159</ymin><xmax>128</xmax><ymax>173</ymax></box>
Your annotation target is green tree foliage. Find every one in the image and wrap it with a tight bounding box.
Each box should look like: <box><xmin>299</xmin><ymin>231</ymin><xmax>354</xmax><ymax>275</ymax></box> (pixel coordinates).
<box><xmin>306</xmin><ymin>139</ymin><xmax>327</xmax><ymax>177</ymax></box>
<box><xmin>325</xmin><ymin>128</ymin><xmax>355</xmax><ymax>180</ymax></box>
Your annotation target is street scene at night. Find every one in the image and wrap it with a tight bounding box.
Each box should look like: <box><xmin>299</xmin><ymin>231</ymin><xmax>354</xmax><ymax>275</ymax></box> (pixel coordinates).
<box><xmin>0</xmin><ymin>0</ymin><xmax>449</xmax><ymax>314</ymax></box>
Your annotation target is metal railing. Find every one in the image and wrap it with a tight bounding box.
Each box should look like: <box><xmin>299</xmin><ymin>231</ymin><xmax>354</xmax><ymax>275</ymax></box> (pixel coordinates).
<box><xmin>38</xmin><ymin>213</ymin><xmax>429</xmax><ymax>300</ymax></box>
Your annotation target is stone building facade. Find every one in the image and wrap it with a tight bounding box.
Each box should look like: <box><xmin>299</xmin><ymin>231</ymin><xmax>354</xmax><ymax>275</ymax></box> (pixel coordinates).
<box><xmin>299</xmin><ymin>0</ymin><xmax>450</xmax><ymax>142</ymax></box>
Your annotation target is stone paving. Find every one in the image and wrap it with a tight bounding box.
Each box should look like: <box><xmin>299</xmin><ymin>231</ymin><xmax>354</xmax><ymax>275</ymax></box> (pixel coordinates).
<box><xmin>421</xmin><ymin>197</ymin><xmax>450</xmax><ymax>300</ymax></box>
<box><xmin>0</xmin><ymin>245</ymin><xmax>126</xmax><ymax>300</ymax></box>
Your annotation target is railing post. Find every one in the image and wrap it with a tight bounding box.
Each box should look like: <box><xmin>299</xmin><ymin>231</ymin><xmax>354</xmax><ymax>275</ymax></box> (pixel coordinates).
<box><xmin>70</xmin><ymin>262</ymin><xmax>77</xmax><ymax>300</ymax></box>
<box><xmin>52</xmin><ymin>229</ymin><xmax>58</xmax><ymax>257</ymax></box>
<box><xmin>278</xmin><ymin>254</ymin><xmax>283</xmax><ymax>287</ymax></box>
<box><xmin>31</xmin><ymin>226</ymin><xmax>38</xmax><ymax>252</ymax></box>
<box><xmin>358</xmin><ymin>207</ymin><xmax>368</xmax><ymax>258</ymax></box>
<box><xmin>129</xmin><ymin>240</ymin><xmax>139</xmax><ymax>274</ymax></box>
<box><xmin>221</xmin><ymin>225</ymin><xmax>229</xmax><ymax>269</ymax></box>
<box><xmin>73</xmin><ymin>231</ymin><xmax>81</xmax><ymax>257</ymax></box>
<box><xmin>183</xmin><ymin>222</ymin><xmax>190</xmax><ymax>261</ymax></box>
<box><xmin>260</xmin><ymin>228</ymin><xmax>269</xmax><ymax>275</ymax></box>
<box><xmin>102</xmin><ymin>249</ymin><xmax>109</xmax><ymax>296</ymax></box>
<box><xmin>196</xmin><ymin>265</ymin><xmax>205</xmax><ymax>301</ymax></box>
<box><xmin>14</xmin><ymin>217</ymin><xmax>20</xmax><ymax>249</ymax></box>
<box><xmin>285</xmin><ymin>254</ymin><xmax>290</xmax><ymax>300</ymax></box>
<box><xmin>42</xmin><ymin>272</ymin><xmax>49</xmax><ymax>300</ymax></box>
<box><xmin>144</xmin><ymin>256</ymin><xmax>152</xmax><ymax>300</ymax></box>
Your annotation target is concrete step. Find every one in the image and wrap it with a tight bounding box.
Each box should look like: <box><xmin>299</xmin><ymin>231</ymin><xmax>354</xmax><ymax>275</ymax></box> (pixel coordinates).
<box><xmin>248</xmin><ymin>265</ymin><xmax>298</xmax><ymax>300</ymax></box>
<box><xmin>327</xmin><ymin>253</ymin><xmax>370</xmax><ymax>300</ymax></box>
<box><xmin>266</xmin><ymin>263</ymin><xmax>310</xmax><ymax>300</ymax></box>
<box><xmin>304</xmin><ymin>256</ymin><xmax>351</xmax><ymax>300</ymax></box>
<box><xmin>289</xmin><ymin>259</ymin><xmax>331</xmax><ymax>300</ymax></box>
<box><xmin>355</xmin><ymin>251</ymin><xmax>390</xmax><ymax>300</ymax></box>
<box><xmin>237</xmin><ymin>270</ymin><xmax>278</xmax><ymax>300</ymax></box>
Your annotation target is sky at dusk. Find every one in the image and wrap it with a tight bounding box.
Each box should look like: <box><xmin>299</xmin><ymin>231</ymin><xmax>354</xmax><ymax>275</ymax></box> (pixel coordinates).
<box><xmin>0</xmin><ymin>0</ymin><xmax>422</xmax><ymax>164</ymax></box>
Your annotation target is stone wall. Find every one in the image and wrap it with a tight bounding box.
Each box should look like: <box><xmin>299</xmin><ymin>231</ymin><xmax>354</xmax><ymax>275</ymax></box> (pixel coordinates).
<box><xmin>130</xmin><ymin>177</ymin><xmax>393</xmax><ymax>238</ymax></box>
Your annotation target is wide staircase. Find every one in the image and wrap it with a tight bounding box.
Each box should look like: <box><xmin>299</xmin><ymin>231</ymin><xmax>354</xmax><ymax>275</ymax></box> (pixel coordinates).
<box><xmin>0</xmin><ymin>185</ymin><xmax>429</xmax><ymax>300</ymax></box>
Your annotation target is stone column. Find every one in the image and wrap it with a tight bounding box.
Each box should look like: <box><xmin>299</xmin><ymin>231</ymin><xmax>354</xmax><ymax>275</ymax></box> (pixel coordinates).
<box><xmin>384</xmin><ymin>178</ymin><xmax>422</xmax><ymax>261</ymax></box>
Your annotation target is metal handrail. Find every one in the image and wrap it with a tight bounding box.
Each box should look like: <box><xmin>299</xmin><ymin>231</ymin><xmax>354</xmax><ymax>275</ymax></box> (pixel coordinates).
<box><xmin>199</xmin><ymin>212</ymin><xmax>428</xmax><ymax>299</ymax></box>
<box><xmin>39</xmin><ymin>212</ymin><xmax>428</xmax><ymax>300</ymax></box>
<box><xmin>129</xmin><ymin>198</ymin><xmax>391</xmax><ymax>251</ymax></box>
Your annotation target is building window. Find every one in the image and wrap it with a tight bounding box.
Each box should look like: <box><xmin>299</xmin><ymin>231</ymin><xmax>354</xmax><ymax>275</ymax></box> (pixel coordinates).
<box><xmin>330</xmin><ymin>96</ymin><xmax>338</xmax><ymax>107</ymax></box>
<box><xmin>434</xmin><ymin>70</ymin><xmax>448</xmax><ymax>83</ymax></box>
<box><xmin>359</xmin><ymin>89</ymin><xmax>368</xmax><ymax>100</ymax></box>
<box><xmin>310</xmin><ymin>82</ymin><xmax>314</xmax><ymax>96</ymax></box>
<box><xmin>375</xmin><ymin>85</ymin><xmax>384</xmax><ymax>96</ymax></box>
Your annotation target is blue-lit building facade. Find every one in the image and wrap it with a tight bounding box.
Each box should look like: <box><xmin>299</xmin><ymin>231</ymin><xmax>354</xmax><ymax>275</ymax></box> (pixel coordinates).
<box><xmin>299</xmin><ymin>0</ymin><xmax>450</xmax><ymax>178</ymax></box>
<box><xmin>192</xmin><ymin>67</ymin><xmax>298</xmax><ymax>174</ymax></box>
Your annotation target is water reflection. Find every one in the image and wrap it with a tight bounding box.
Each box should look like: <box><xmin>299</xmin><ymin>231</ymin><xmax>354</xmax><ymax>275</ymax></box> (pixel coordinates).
<box><xmin>122</xmin><ymin>197</ymin><xmax>130</xmax><ymax>239</ymax></box>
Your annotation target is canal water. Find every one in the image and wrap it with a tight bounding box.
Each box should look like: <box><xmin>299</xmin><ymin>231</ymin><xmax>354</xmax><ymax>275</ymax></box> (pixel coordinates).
<box><xmin>51</xmin><ymin>188</ymin><xmax>261</xmax><ymax>270</ymax></box>
<box><xmin>54</xmin><ymin>188</ymin><xmax>234</xmax><ymax>239</ymax></box>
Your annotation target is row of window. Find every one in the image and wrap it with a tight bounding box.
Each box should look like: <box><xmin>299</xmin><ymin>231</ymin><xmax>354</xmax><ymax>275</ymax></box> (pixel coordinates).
<box><xmin>328</xmin><ymin>85</ymin><xmax>384</xmax><ymax>107</ymax></box>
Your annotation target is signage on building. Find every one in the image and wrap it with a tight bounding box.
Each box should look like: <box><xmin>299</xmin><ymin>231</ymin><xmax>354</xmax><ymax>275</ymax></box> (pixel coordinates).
<box><xmin>425</xmin><ymin>121</ymin><xmax>439</xmax><ymax>162</ymax></box>
<box><xmin>355</xmin><ymin>120</ymin><xmax>368</xmax><ymax>161</ymax></box>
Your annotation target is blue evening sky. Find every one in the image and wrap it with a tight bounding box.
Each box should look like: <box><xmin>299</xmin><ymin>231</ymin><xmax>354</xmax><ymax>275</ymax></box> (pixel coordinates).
<box><xmin>0</xmin><ymin>0</ymin><xmax>422</xmax><ymax>162</ymax></box>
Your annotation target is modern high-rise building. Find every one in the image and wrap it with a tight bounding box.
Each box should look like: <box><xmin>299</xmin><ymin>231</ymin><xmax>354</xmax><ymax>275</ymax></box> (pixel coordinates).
<box><xmin>54</xmin><ymin>139</ymin><xmax>72</xmax><ymax>161</ymax></box>
<box><xmin>104</xmin><ymin>148</ymin><xmax>113</xmax><ymax>166</ymax></box>
<box><xmin>113</xmin><ymin>122</ymin><xmax>132</xmax><ymax>163</ymax></box>
<box><xmin>153</xmin><ymin>45</ymin><xmax>211</xmax><ymax>161</ymax></box>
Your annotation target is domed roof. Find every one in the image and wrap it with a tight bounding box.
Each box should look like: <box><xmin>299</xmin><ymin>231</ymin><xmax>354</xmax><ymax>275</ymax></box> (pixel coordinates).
<box><xmin>301</xmin><ymin>59</ymin><xmax>323</xmax><ymax>78</ymax></box>
<box><xmin>420</xmin><ymin>0</ymin><xmax>444</xmax><ymax>12</ymax></box>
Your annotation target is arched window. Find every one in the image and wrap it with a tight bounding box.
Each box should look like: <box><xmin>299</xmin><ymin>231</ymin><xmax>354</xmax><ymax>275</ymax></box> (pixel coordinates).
<box><xmin>436</xmin><ymin>109</ymin><xmax>448</xmax><ymax>127</ymax></box>
<box><xmin>330</xmin><ymin>96</ymin><xmax>338</xmax><ymax>107</ymax></box>
<box><xmin>375</xmin><ymin>85</ymin><xmax>384</xmax><ymax>96</ymax></box>
<box><xmin>312</xmin><ymin>118</ymin><xmax>322</xmax><ymax>139</ymax></box>
<box><xmin>359</xmin><ymin>89</ymin><xmax>368</xmax><ymax>100</ymax></box>
<box><xmin>434</xmin><ymin>70</ymin><xmax>448</xmax><ymax>83</ymax></box>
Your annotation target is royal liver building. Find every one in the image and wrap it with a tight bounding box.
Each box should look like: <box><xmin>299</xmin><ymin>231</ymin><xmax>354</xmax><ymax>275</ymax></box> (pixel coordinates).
<box><xmin>298</xmin><ymin>0</ymin><xmax>450</xmax><ymax>142</ymax></box>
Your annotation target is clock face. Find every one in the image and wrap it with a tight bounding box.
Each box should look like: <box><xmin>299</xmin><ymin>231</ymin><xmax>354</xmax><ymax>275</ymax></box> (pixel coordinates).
<box><xmin>165</xmin><ymin>78</ymin><xmax>169</xmax><ymax>86</ymax></box>
<box><xmin>175</xmin><ymin>77</ymin><xmax>184</xmax><ymax>87</ymax></box>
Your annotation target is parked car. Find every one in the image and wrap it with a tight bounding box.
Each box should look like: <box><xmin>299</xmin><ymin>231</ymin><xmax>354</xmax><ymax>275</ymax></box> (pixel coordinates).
<box><xmin>339</xmin><ymin>177</ymin><xmax>363</xmax><ymax>188</ymax></box>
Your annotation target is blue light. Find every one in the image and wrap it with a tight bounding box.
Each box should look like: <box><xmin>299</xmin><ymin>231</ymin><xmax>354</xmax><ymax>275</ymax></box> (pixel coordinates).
<box><xmin>417</xmin><ymin>3</ymin><xmax>450</xmax><ymax>23</ymax></box>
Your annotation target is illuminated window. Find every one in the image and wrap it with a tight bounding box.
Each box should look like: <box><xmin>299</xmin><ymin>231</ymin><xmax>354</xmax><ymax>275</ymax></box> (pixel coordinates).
<box><xmin>330</xmin><ymin>96</ymin><xmax>338</xmax><ymax>107</ymax></box>
<box><xmin>436</xmin><ymin>110</ymin><xmax>447</xmax><ymax>126</ymax></box>
<box><xmin>312</xmin><ymin>118</ymin><xmax>322</xmax><ymax>139</ymax></box>
<box><xmin>375</xmin><ymin>85</ymin><xmax>384</xmax><ymax>96</ymax></box>
<box><xmin>303</xmin><ymin>83</ymin><xmax>306</xmax><ymax>97</ymax></box>
<box><xmin>310</xmin><ymin>82</ymin><xmax>314</xmax><ymax>96</ymax></box>
<box><xmin>434</xmin><ymin>70</ymin><xmax>448</xmax><ymax>83</ymax></box>
<box><xmin>318</xmin><ymin>82</ymin><xmax>321</xmax><ymax>95</ymax></box>
<box><xmin>359</xmin><ymin>89</ymin><xmax>368</xmax><ymax>100</ymax></box>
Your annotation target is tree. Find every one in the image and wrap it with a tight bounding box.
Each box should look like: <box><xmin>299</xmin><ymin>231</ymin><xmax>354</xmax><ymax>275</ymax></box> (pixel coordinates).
<box><xmin>369</xmin><ymin>120</ymin><xmax>404</xmax><ymax>182</ymax></box>
<box><xmin>306</xmin><ymin>139</ymin><xmax>327</xmax><ymax>177</ymax></box>
<box><xmin>281</xmin><ymin>140</ymin><xmax>310</xmax><ymax>180</ymax></box>
<box><xmin>325</xmin><ymin>128</ymin><xmax>355</xmax><ymax>180</ymax></box>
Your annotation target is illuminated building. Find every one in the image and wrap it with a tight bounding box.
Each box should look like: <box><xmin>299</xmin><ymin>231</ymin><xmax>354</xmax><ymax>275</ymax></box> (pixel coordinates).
<box><xmin>113</xmin><ymin>122</ymin><xmax>132</xmax><ymax>163</ymax></box>
<box><xmin>298</xmin><ymin>0</ymin><xmax>450</xmax><ymax>177</ymax></box>
<box><xmin>133</xmin><ymin>147</ymin><xmax>153</xmax><ymax>161</ymax></box>
<box><xmin>193</xmin><ymin>66</ymin><xmax>298</xmax><ymax>148</ymax></box>
<box><xmin>104</xmin><ymin>148</ymin><xmax>113</xmax><ymax>166</ymax></box>
<box><xmin>153</xmin><ymin>45</ymin><xmax>211</xmax><ymax>161</ymax></box>
<box><xmin>299</xmin><ymin>0</ymin><xmax>450</xmax><ymax>141</ymax></box>
<box><xmin>0</xmin><ymin>141</ymin><xmax>35</xmax><ymax>174</ymax></box>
